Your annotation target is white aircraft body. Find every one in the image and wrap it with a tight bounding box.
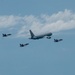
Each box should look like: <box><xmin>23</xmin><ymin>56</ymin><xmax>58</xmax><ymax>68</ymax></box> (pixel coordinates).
<box><xmin>29</xmin><ymin>30</ymin><xmax>52</xmax><ymax>40</ymax></box>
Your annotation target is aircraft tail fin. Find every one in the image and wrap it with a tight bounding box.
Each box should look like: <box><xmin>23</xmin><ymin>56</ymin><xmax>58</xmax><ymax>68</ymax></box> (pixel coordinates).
<box><xmin>29</xmin><ymin>30</ymin><xmax>35</xmax><ymax>38</ymax></box>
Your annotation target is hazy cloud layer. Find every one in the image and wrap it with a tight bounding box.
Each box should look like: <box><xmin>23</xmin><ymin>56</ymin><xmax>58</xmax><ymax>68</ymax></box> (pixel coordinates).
<box><xmin>0</xmin><ymin>9</ymin><xmax>75</xmax><ymax>37</ymax></box>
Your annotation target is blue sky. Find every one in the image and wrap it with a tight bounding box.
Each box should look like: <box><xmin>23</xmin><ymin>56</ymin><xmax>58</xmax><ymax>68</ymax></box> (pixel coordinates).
<box><xmin>0</xmin><ymin>0</ymin><xmax>75</xmax><ymax>75</ymax></box>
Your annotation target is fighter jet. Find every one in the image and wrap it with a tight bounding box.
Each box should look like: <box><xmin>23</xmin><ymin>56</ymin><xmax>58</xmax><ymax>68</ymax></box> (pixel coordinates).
<box><xmin>2</xmin><ymin>34</ymin><xmax>11</xmax><ymax>37</ymax></box>
<box><xmin>29</xmin><ymin>30</ymin><xmax>52</xmax><ymax>40</ymax></box>
<box><xmin>20</xmin><ymin>43</ymin><xmax>29</xmax><ymax>47</ymax></box>
<box><xmin>54</xmin><ymin>39</ymin><xmax>63</xmax><ymax>42</ymax></box>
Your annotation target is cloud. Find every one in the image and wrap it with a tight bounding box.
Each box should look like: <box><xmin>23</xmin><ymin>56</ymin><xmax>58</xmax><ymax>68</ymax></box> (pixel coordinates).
<box><xmin>0</xmin><ymin>9</ymin><xmax>75</xmax><ymax>37</ymax></box>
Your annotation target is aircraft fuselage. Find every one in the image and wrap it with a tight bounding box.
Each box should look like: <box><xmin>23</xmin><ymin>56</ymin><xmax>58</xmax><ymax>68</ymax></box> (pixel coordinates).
<box><xmin>30</xmin><ymin>32</ymin><xmax>52</xmax><ymax>40</ymax></box>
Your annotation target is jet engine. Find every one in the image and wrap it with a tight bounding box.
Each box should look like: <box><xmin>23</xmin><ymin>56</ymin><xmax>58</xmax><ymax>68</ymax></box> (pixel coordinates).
<box><xmin>46</xmin><ymin>36</ymin><xmax>51</xmax><ymax>39</ymax></box>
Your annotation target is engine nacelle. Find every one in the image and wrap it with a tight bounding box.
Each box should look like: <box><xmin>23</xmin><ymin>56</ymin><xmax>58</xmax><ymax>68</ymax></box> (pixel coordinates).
<box><xmin>47</xmin><ymin>36</ymin><xmax>51</xmax><ymax>39</ymax></box>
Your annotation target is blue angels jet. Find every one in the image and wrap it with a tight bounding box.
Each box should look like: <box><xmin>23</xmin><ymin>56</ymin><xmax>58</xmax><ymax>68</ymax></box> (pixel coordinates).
<box><xmin>20</xmin><ymin>43</ymin><xmax>29</xmax><ymax>47</ymax></box>
<box><xmin>54</xmin><ymin>39</ymin><xmax>63</xmax><ymax>42</ymax></box>
<box><xmin>2</xmin><ymin>34</ymin><xmax>11</xmax><ymax>37</ymax></box>
<box><xmin>29</xmin><ymin>30</ymin><xmax>52</xmax><ymax>40</ymax></box>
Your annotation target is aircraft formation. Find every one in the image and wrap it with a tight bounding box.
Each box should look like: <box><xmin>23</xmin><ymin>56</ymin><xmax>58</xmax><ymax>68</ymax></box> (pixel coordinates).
<box><xmin>2</xmin><ymin>30</ymin><xmax>63</xmax><ymax>47</ymax></box>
